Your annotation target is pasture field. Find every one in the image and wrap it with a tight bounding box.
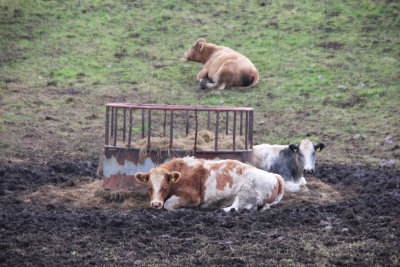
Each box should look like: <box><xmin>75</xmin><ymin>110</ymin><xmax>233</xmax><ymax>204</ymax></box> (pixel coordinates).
<box><xmin>0</xmin><ymin>0</ymin><xmax>399</xmax><ymax>266</ymax></box>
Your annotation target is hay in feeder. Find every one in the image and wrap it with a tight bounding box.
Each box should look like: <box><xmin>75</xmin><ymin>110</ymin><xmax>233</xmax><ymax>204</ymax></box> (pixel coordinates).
<box><xmin>126</xmin><ymin>130</ymin><xmax>246</xmax><ymax>162</ymax></box>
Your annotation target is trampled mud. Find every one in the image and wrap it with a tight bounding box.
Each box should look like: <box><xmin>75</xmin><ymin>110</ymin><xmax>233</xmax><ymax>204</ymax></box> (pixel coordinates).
<box><xmin>0</xmin><ymin>160</ymin><xmax>399</xmax><ymax>266</ymax></box>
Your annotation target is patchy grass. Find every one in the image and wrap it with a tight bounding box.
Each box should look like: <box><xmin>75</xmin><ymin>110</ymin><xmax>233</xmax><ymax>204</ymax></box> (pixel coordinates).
<box><xmin>0</xmin><ymin>0</ymin><xmax>399</xmax><ymax>165</ymax></box>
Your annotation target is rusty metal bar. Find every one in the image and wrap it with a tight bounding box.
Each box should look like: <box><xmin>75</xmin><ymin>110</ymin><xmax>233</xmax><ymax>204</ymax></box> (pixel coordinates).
<box><xmin>163</xmin><ymin>110</ymin><xmax>166</xmax><ymax>137</ymax></box>
<box><xmin>147</xmin><ymin>109</ymin><xmax>151</xmax><ymax>150</ymax></box>
<box><xmin>215</xmin><ymin>111</ymin><xmax>219</xmax><ymax>151</ymax></box>
<box><xmin>207</xmin><ymin>111</ymin><xmax>210</xmax><ymax>130</ymax></box>
<box><xmin>225</xmin><ymin>111</ymin><xmax>229</xmax><ymax>135</ymax></box>
<box><xmin>186</xmin><ymin>110</ymin><xmax>189</xmax><ymax>136</ymax></box>
<box><xmin>110</xmin><ymin>107</ymin><xmax>114</xmax><ymax>138</ymax></box>
<box><xmin>104</xmin><ymin>104</ymin><xmax>255</xmax><ymax>151</ymax></box>
<box><xmin>240</xmin><ymin>111</ymin><xmax>243</xmax><ymax>136</ymax></box>
<box><xmin>249</xmin><ymin>110</ymin><xmax>254</xmax><ymax>149</ymax></box>
<box><xmin>128</xmin><ymin>108</ymin><xmax>132</xmax><ymax>147</ymax></box>
<box><xmin>106</xmin><ymin>103</ymin><xmax>254</xmax><ymax>112</ymax></box>
<box><xmin>113</xmin><ymin>108</ymin><xmax>118</xmax><ymax>147</ymax></box>
<box><xmin>141</xmin><ymin>109</ymin><xmax>145</xmax><ymax>139</ymax></box>
<box><xmin>170</xmin><ymin>110</ymin><xmax>174</xmax><ymax>149</ymax></box>
<box><xmin>105</xmin><ymin>106</ymin><xmax>109</xmax><ymax>145</ymax></box>
<box><xmin>245</xmin><ymin>111</ymin><xmax>248</xmax><ymax>150</ymax></box>
<box><xmin>123</xmin><ymin>108</ymin><xmax>126</xmax><ymax>143</ymax></box>
<box><xmin>194</xmin><ymin>109</ymin><xmax>198</xmax><ymax>151</ymax></box>
<box><xmin>233</xmin><ymin>111</ymin><xmax>236</xmax><ymax>151</ymax></box>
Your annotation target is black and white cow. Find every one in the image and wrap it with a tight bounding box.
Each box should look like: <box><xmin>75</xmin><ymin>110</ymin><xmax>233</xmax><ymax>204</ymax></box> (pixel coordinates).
<box><xmin>251</xmin><ymin>139</ymin><xmax>325</xmax><ymax>195</ymax></box>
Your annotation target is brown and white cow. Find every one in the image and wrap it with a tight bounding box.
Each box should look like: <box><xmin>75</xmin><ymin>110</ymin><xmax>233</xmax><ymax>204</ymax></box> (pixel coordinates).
<box><xmin>251</xmin><ymin>139</ymin><xmax>325</xmax><ymax>195</ymax></box>
<box><xmin>135</xmin><ymin>157</ymin><xmax>283</xmax><ymax>212</ymax></box>
<box><xmin>184</xmin><ymin>38</ymin><xmax>259</xmax><ymax>90</ymax></box>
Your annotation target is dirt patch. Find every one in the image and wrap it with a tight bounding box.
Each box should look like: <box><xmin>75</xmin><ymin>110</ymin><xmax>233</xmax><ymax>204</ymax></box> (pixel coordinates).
<box><xmin>323</xmin><ymin>94</ymin><xmax>366</xmax><ymax>108</ymax></box>
<box><xmin>318</xmin><ymin>41</ymin><xmax>345</xmax><ymax>50</ymax></box>
<box><xmin>1</xmin><ymin>159</ymin><xmax>399</xmax><ymax>266</ymax></box>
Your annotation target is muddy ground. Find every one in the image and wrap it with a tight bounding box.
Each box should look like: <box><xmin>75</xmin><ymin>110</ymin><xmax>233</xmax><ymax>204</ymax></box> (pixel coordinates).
<box><xmin>0</xmin><ymin>159</ymin><xmax>399</xmax><ymax>266</ymax></box>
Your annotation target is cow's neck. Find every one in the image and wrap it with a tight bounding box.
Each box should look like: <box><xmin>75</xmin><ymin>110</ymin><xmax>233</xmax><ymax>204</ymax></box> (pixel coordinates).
<box><xmin>200</xmin><ymin>44</ymin><xmax>218</xmax><ymax>63</ymax></box>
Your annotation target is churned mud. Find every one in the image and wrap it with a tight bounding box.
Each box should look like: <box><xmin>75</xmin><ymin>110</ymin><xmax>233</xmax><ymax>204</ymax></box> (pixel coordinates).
<box><xmin>0</xmin><ymin>160</ymin><xmax>399</xmax><ymax>266</ymax></box>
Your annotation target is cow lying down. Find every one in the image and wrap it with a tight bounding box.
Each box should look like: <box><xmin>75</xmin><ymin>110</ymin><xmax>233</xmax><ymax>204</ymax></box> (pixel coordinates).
<box><xmin>135</xmin><ymin>157</ymin><xmax>283</xmax><ymax>212</ymax></box>
<box><xmin>184</xmin><ymin>38</ymin><xmax>259</xmax><ymax>90</ymax></box>
<box><xmin>251</xmin><ymin>139</ymin><xmax>325</xmax><ymax>195</ymax></box>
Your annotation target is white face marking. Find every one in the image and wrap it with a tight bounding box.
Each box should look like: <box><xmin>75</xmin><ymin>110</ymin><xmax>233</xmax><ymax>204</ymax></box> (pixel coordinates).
<box><xmin>299</xmin><ymin>139</ymin><xmax>315</xmax><ymax>171</ymax></box>
<box><xmin>149</xmin><ymin>170</ymin><xmax>167</xmax><ymax>206</ymax></box>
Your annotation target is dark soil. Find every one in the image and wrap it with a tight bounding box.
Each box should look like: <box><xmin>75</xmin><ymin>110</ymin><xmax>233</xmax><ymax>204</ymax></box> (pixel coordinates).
<box><xmin>0</xmin><ymin>160</ymin><xmax>399</xmax><ymax>266</ymax></box>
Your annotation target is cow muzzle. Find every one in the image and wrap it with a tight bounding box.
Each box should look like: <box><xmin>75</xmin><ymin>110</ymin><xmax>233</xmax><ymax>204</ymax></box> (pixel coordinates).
<box><xmin>151</xmin><ymin>201</ymin><xmax>163</xmax><ymax>209</ymax></box>
<box><xmin>303</xmin><ymin>168</ymin><xmax>314</xmax><ymax>174</ymax></box>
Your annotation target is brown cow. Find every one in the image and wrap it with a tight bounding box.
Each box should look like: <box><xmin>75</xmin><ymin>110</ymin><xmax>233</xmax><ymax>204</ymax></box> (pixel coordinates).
<box><xmin>184</xmin><ymin>38</ymin><xmax>259</xmax><ymax>90</ymax></box>
<box><xmin>135</xmin><ymin>157</ymin><xmax>284</xmax><ymax>212</ymax></box>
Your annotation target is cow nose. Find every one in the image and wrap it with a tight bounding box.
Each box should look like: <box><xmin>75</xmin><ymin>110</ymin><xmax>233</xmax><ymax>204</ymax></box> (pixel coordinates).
<box><xmin>151</xmin><ymin>201</ymin><xmax>163</xmax><ymax>208</ymax></box>
<box><xmin>303</xmin><ymin>168</ymin><xmax>314</xmax><ymax>174</ymax></box>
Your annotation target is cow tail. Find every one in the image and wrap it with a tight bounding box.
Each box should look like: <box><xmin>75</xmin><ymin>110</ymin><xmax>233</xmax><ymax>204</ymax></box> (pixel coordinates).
<box><xmin>271</xmin><ymin>174</ymin><xmax>284</xmax><ymax>205</ymax></box>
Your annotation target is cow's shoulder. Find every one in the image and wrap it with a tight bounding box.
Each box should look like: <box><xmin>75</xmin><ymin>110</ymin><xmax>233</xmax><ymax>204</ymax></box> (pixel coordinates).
<box><xmin>161</xmin><ymin>158</ymin><xmax>188</xmax><ymax>172</ymax></box>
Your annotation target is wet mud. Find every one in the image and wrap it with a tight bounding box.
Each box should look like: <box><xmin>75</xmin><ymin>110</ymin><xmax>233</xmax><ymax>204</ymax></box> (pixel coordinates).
<box><xmin>0</xmin><ymin>160</ymin><xmax>399</xmax><ymax>266</ymax></box>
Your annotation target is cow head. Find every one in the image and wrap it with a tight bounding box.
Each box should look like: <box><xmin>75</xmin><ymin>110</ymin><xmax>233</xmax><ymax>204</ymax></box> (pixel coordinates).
<box><xmin>289</xmin><ymin>139</ymin><xmax>325</xmax><ymax>174</ymax></box>
<box><xmin>184</xmin><ymin>38</ymin><xmax>207</xmax><ymax>63</ymax></box>
<box><xmin>135</xmin><ymin>168</ymin><xmax>181</xmax><ymax>209</ymax></box>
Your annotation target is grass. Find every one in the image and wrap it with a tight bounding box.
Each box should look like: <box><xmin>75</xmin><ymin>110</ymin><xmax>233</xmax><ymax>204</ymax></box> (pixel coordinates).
<box><xmin>0</xmin><ymin>0</ymin><xmax>399</xmax><ymax>165</ymax></box>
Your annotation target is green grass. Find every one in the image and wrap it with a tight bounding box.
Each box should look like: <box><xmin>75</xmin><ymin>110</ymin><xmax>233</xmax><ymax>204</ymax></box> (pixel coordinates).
<box><xmin>0</xmin><ymin>0</ymin><xmax>399</xmax><ymax>164</ymax></box>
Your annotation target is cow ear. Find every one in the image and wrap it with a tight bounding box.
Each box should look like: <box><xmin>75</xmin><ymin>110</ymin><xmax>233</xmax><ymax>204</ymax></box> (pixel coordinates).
<box><xmin>198</xmin><ymin>43</ymin><xmax>205</xmax><ymax>52</ymax></box>
<box><xmin>289</xmin><ymin>144</ymin><xmax>299</xmax><ymax>153</ymax></box>
<box><xmin>314</xmin><ymin>143</ymin><xmax>325</xmax><ymax>152</ymax></box>
<box><xmin>135</xmin><ymin>172</ymin><xmax>150</xmax><ymax>184</ymax></box>
<box><xmin>196</xmin><ymin>38</ymin><xmax>205</xmax><ymax>44</ymax></box>
<box><xmin>167</xmin><ymin>171</ymin><xmax>181</xmax><ymax>183</ymax></box>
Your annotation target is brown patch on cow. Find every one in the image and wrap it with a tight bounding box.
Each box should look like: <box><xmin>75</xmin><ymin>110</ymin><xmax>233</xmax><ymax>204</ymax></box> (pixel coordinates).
<box><xmin>161</xmin><ymin>158</ymin><xmax>209</xmax><ymax>206</ymax></box>
<box><xmin>264</xmin><ymin>178</ymin><xmax>280</xmax><ymax>204</ymax></box>
<box><xmin>209</xmin><ymin>160</ymin><xmax>243</xmax><ymax>191</ymax></box>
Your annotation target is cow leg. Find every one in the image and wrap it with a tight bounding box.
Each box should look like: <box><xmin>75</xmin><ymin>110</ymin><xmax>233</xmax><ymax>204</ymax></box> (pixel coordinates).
<box><xmin>163</xmin><ymin>195</ymin><xmax>182</xmax><ymax>211</ymax></box>
<box><xmin>196</xmin><ymin>67</ymin><xmax>208</xmax><ymax>81</ymax></box>
<box><xmin>300</xmin><ymin>177</ymin><xmax>321</xmax><ymax>197</ymax></box>
<box><xmin>217</xmin><ymin>82</ymin><xmax>227</xmax><ymax>90</ymax></box>
<box><xmin>204</xmin><ymin>81</ymin><xmax>227</xmax><ymax>90</ymax></box>
<box><xmin>260</xmin><ymin>204</ymin><xmax>270</xmax><ymax>211</ymax></box>
<box><xmin>223</xmin><ymin>197</ymin><xmax>240</xmax><ymax>212</ymax></box>
<box><xmin>284</xmin><ymin>180</ymin><xmax>309</xmax><ymax>194</ymax></box>
<box><xmin>284</xmin><ymin>180</ymin><xmax>321</xmax><ymax>196</ymax></box>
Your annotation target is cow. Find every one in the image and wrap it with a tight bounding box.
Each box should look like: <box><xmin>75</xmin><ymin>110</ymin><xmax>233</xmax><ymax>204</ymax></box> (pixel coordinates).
<box><xmin>251</xmin><ymin>139</ymin><xmax>325</xmax><ymax>195</ymax></box>
<box><xmin>135</xmin><ymin>157</ymin><xmax>284</xmax><ymax>212</ymax></box>
<box><xmin>184</xmin><ymin>38</ymin><xmax>259</xmax><ymax>90</ymax></box>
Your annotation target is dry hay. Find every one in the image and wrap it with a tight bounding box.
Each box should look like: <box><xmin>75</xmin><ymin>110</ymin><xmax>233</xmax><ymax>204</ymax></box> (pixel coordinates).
<box><xmin>279</xmin><ymin>178</ymin><xmax>347</xmax><ymax>207</ymax></box>
<box><xmin>124</xmin><ymin>130</ymin><xmax>246</xmax><ymax>162</ymax></box>
<box><xmin>127</xmin><ymin>130</ymin><xmax>246</xmax><ymax>151</ymax></box>
<box><xmin>25</xmin><ymin>179</ymin><xmax>149</xmax><ymax>211</ymax></box>
<box><xmin>24</xmin><ymin>177</ymin><xmax>348</xmax><ymax>211</ymax></box>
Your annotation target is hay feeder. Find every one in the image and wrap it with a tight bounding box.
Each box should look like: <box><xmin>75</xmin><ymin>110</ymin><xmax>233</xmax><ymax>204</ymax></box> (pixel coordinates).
<box><xmin>102</xmin><ymin>104</ymin><xmax>254</xmax><ymax>191</ymax></box>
